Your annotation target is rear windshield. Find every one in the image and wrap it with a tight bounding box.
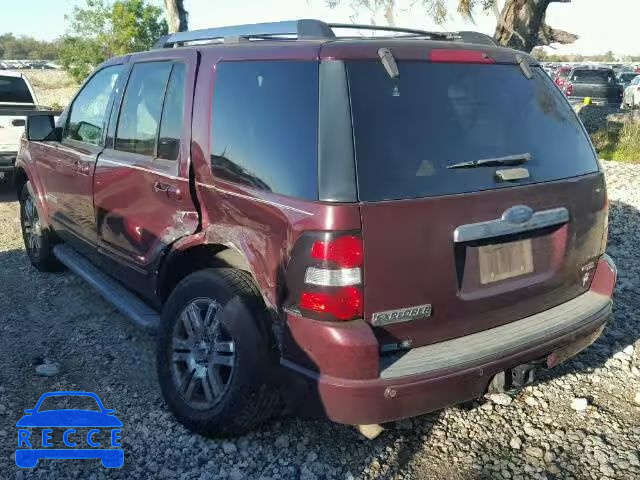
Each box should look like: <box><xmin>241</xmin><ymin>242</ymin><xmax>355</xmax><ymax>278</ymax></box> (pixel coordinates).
<box><xmin>0</xmin><ymin>75</ymin><xmax>33</xmax><ymax>103</ymax></box>
<box><xmin>571</xmin><ymin>69</ymin><xmax>615</xmax><ymax>84</ymax></box>
<box><xmin>347</xmin><ymin>62</ymin><xmax>598</xmax><ymax>201</ymax></box>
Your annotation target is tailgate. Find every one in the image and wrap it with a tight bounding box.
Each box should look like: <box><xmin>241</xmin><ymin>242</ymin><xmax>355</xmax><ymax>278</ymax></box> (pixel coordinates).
<box><xmin>0</xmin><ymin>114</ymin><xmax>25</xmax><ymax>153</ymax></box>
<box><xmin>360</xmin><ymin>174</ymin><xmax>606</xmax><ymax>348</ymax></box>
<box><xmin>346</xmin><ymin>59</ymin><xmax>605</xmax><ymax>349</ymax></box>
<box><xmin>572</xmin><ymin>83</ymin><xmax>621</xmax><ymax>102</ymax></box>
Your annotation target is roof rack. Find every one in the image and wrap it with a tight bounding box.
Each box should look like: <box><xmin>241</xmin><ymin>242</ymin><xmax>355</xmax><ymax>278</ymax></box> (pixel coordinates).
<box><xmin>154</xmin><ymin>19</ymin><xmax>496</xmax><ymax>48</ymax></box>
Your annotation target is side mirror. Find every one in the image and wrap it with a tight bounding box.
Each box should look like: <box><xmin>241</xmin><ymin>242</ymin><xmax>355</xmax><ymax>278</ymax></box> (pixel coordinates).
<box><xmin>26</xmin><ymin>114</ymin><xmax>60</xmax><ymax>142</ymax></box>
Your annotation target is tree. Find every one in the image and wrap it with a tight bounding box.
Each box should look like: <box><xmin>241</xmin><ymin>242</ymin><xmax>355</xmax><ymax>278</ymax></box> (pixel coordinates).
<box><xmin>164</xmin><ymin>0</ymin><xmax>188</xmax><ymax>33</ymax></box>
<box><xmin>325</xmin><ymin>0</ymin><xmax>577</xmax><ymax>52</ymax></box>
<box><xmin>0</xmin><ymin>34</ymin><xmax>61</xmax><ymax>60</ymax></box>
<box><xmin>59</xmin><ymin>0</ymin><xmax>167</xmax><ymax>82</ymax></box>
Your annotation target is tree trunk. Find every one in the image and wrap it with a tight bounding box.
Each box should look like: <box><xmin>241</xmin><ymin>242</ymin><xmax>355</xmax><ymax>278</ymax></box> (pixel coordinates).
<box><xmin>493</xmin><ymin>0</ymin><xmax>577</xmax><ymax>52</ymax></box>
<box><xmin>164</xmin><ymin>0</ymin><xmax>188</xmax><ymax>33</ymax></box>
<box><xmin>383</xmin><ymin>0</ymin><xmax>396</xmax><ymax>26</ymax></box>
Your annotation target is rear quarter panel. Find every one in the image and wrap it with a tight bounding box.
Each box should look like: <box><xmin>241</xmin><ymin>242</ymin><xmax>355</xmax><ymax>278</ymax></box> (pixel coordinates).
<box><xmin>188</xmin><ymin>46</ymin><xmax>361</xmax><ymax>309</ymax></box>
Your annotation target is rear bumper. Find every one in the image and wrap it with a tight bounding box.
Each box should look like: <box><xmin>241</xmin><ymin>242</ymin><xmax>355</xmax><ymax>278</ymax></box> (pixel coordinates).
<box><xmin>282</xmin><ymin>255</ymin><xmax>616</xmax><ymax>425</ymax></box>
<box><xmin>569</xmin><ymin>97</ymin><xmax>621</xmax><ymax>105</ymax></box>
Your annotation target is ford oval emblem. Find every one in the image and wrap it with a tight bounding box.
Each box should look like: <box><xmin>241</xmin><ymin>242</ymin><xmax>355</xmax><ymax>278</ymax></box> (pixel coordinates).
<box><xmin>502</xmin><ymin>205</ymin><xmax>534</xmax><ymax>224</ymax></box>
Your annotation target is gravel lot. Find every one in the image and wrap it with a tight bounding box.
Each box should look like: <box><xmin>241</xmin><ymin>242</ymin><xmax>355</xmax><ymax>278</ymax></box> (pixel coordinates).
<box><xmin>0</xmin><ymin>161</ymin><xmax>639</xmax><ymax>479</ymax></box>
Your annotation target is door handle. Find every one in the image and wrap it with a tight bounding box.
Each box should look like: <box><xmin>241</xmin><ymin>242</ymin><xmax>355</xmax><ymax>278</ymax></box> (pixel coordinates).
<box><xmin>153</xmin><ymin>181</ymin><xmax>182</xmax><ymax>200</ymax></box>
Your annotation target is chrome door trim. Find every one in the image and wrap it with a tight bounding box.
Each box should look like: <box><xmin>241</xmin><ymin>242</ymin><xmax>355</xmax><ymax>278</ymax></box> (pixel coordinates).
<box><xmin>453</xmin><ymin>206</ymin><xmax>569</xmax><ymax>243</ymax></box>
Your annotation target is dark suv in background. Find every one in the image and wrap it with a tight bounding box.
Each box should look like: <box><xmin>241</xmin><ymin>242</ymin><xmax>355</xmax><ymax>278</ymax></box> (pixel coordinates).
<box><xmin>15</xmin><ymin>20</ymin><xmax>616</xmax><ymax>437</ymax></box>
<box><xmin>562</xmin><ymin>67</ymin><xmax>624</xmax><ymax>105</ymax></box>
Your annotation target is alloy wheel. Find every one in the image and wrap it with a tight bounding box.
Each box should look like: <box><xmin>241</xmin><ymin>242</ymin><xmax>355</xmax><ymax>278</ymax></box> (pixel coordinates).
<box><xmin>22</xmin><ymin>195</ymin><xmax>42</xmax><ymax>258</ymax></box>
<box><xmin>170</xmin><ymin>298</ymin><xmax>236</xmax><ymax>409</ymax></box>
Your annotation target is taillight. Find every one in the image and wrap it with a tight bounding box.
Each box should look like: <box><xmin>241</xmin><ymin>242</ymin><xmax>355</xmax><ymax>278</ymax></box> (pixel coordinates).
<box><xmin>286</xmin><ymin>232</ymin><xmax>364</xmax><ymax>322</ymax></box>
<box><xmin>580</xmin><ymin>259</ymin><xmax>598</xmax><ymax>289</ymax></box>
<box><xmin>310</xmin><ymin>235</ymin><xmax>363</xmax><ymax>268</ymax></box>
<box><xmin>299</xmin><ymin>287</ymin><xmax>363</xmax><ymax>321</ymax></box>
<box><xmin>565</xmin><ymin>83</ymin><xmax>573</xmax><ymax>96</ymax></box>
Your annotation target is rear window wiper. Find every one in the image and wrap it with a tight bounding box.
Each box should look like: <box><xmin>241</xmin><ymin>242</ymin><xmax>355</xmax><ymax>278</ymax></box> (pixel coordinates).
<box><xmin>446</xmin><ymin>153</ymin><xmax>531</xmax><ymax>169</ymax></box>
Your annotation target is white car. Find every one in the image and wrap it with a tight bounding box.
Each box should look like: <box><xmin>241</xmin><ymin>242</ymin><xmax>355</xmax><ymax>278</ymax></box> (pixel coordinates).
<box><xmin>623</xmin><ymin>75</ymin><xmax>640</xmax><ymax>109</ymax></box>
<box><xmin>0</xmin><ymin>71</ymin><xmax>38</xmax><ymax>180</ymax></box>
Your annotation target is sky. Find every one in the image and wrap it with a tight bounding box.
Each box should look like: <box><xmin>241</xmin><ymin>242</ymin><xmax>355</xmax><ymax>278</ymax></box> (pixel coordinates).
<box><xmin>0</xmin><ymin>0</ymin><xmax>637</xmax><ymax>56</ymax></box>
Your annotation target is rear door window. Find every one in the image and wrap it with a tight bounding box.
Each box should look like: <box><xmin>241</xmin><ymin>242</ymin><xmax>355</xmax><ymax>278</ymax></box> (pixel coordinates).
<box><xmin>0</xmin><ymin>76</ymin><xmax>33</xmax><ymax>103</ymax></box>
<box><xmin>210</xmin><ymin>61</ymin><xmax>318</xmax><ymax>200</ymax></box>
<box><xmin>347</xmin><ymin>62</ymin><xmax>598</xmax><ymax>201</ymax></box>
<box><xmin>116</xmin><ymin>62</ymin><xmax>173</xmax><ymax>157</ymax></box>
<box><xmin>157</xmin><ymin>63</ymin><xmax>186</xmax><ymax>161</ymax></box>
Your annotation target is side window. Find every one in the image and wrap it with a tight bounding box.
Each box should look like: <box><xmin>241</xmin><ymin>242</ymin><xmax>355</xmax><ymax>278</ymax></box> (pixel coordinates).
<box><xmin>115</xmin><ymin>62</ymin><xmax>173</xmax><ymax>157</ymax></box>
<box><xmin>157</xmin><ymin>63</ymin><xmax>186</xmax><ymax>161</ymax></box>
<box><xmin>211</xmin><ymin>61</ymin><xmax>318</xmax><ymax>200</ymax></box>
<box><xmin>65</xmin><ymin>65</ymin><xmax>123</xmax><ymax>146</ymax></box>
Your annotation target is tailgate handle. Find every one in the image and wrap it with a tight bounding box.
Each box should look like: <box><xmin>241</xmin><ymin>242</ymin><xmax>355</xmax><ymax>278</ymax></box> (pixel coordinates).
<box><xmin>453</xmin><ymin>206</ymin><xmax>569</xmax><ymax>243</ymax></box>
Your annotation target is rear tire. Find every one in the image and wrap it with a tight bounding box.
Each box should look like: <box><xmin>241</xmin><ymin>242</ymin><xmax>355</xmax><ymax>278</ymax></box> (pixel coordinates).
<box><xmin>157</xmin><ymin>268</ymin><xmax>280</xmax><ymax>437</ymax></box>
<box><xmin>19</xmin><ymin>182</ymin><xmax>62</xmax><ymax>272</ymax></box>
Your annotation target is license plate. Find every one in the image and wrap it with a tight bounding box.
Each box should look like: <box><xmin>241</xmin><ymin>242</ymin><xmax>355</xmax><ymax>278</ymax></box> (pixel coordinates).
<box><xmin>478</xmin><ymin>239</ymin><xmax>533</xmax><ymax>284</ymax></box>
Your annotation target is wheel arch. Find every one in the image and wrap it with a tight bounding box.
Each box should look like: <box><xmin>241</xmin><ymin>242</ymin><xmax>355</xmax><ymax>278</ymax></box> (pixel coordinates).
<box><xmin>13</xmin><ymin>162</ymin><xmax>51</xmax><ymax>228</ymax></box>
<box><xmin>157</xmin><ymin>240</ymin><xmax>268</xmax><ymax>309</ymax></box>
<box><xmin>14</xmin><ymin>166</ymin><xmax>29</xmax><ymax>198</ymax></box>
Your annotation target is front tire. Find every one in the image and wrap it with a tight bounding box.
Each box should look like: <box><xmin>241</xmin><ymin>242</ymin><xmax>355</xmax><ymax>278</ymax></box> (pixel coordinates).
<box><xmin>19</xmin><ymin>182</ymin><xmax>61</xmax><ymax>272</ymax></box>
<box><xmin>157</xmin><ymin>268</ymin><xmax>280</xmax><ymax>437</ymax></box>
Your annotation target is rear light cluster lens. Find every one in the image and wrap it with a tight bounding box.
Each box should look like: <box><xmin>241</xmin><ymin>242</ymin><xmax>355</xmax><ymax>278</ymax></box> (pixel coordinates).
<box><xmin>580</xmin><ymin>260</ymin><xmax>598</xmax><ymax>288</ymax></box>
<box><xmin>287</xmin><ymin>233</ymin><xmax>364</xmax><ymax>322</ymax></box>
<box><xmin>310</xmin><ymin>235</ymin><xmax>363</xmax><ymax>268</ymax></box>
<box><xmin>565</xmin><ymin>83</ymin><xmax>574</xmax><ymax>96</ymax></box>
<box><xmin>303</xmin><ymin>266</ymin><xmax>361</xmax><ymax>286</ymax></box>
<box><xmin>299</xmin><ymin>287</ymin><xmax>363</xmax><ymax>321</ymax></box>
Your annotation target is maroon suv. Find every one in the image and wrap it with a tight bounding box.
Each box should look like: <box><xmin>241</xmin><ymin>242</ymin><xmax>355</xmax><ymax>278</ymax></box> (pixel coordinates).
<box><xmin>15</xmin><ymin>20</ymin><xmax>616</xmax><ymax>437</ymax></box>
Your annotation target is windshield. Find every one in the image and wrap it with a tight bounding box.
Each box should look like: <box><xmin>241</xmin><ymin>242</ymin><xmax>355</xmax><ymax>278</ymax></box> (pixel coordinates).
<box><xmin>0</xmin><ymin>75</ymin><xmax>33</xmax><ymax>103</ymax></box>
<box><xmin>347</xmin><ymin>62</ymin><xmax>598</xmax><ymax>201</ymax></box>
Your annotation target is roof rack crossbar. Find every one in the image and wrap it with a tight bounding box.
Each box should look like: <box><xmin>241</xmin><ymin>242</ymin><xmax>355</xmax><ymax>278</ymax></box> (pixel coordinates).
<box><xmin>154</xmin><ymin>19</ymin><xmax>496</xmax><ymax>48</ymax></box>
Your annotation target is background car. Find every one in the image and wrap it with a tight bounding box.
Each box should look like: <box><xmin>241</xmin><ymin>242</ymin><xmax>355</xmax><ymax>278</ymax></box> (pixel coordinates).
<box><xmin>562</xmin><ymin>67</ymin><xmax>623</xmax><ymax>105</ymax></box>
<box><xmin>617</xmin><ymin>71</ymin><xmax>639</xmax><ymax>89</ymax></box>
<box><xmin>554</xmin><ymin>66</ymin><xmax>572</xmax><ymax>88</ymax></box>
<box><xmin>623</xmin><ymin>75</ymin><xmax>640</xmax><ymax>108</ymax></box>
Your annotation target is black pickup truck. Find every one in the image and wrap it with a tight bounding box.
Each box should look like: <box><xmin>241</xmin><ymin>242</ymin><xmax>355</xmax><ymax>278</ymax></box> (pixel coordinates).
<box><xmin>563</xmin><ymin>67</ymin><xmax>624</xmax><ymax>105</ymax></box>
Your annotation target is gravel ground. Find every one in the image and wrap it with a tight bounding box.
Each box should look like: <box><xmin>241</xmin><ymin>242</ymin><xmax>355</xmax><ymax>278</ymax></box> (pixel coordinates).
<box><xmin>0</xmin><ymin>161</ymin><xmax>639</xmax><ymax>480</ymax></box>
